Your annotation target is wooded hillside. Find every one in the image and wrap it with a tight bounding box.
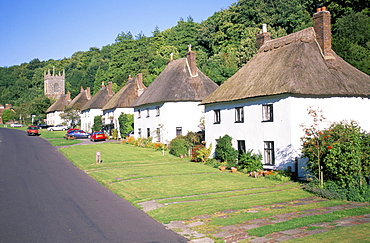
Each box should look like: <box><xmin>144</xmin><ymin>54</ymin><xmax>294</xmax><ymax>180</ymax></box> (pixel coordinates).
<box><xmin>0</xmin><ymin>0</ymin><xmax>369</xmax><ymax>122</ymax></box>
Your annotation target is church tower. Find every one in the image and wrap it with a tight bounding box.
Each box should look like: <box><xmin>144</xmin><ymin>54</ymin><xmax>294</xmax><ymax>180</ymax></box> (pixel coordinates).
<box><xmin>44</xmin><ymin>67</ymin><xmax>65</xmax><ymax>99</ymax></box>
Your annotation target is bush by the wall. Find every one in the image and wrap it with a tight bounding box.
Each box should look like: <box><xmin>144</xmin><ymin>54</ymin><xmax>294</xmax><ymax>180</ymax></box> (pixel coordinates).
<box><xmin>169</xmin><ymin>137</ymin><xmax>188</xmax><ymax>157</ymax></box>
<box><xmin>237</xmin><ymin>149</ymin><xmax>263</xmax><ymax>173</ymax></box>
<box><xmin>215</xmin><ymin>134</ymin><xmax>238</xmax><ymax>168</ymax></box>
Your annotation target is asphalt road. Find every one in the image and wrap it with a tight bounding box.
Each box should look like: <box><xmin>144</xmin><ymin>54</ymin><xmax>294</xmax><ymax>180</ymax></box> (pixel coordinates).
<box><xmin>0</xmin><ymin>128</ymin><xmax>187</xmax><ymax>243</ymax></box>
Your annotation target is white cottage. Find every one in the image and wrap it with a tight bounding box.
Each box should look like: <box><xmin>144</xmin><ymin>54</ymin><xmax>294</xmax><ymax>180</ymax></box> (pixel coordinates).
<box><xmin>131</xmin><ymin>49</ymin><xmax>218</xmax><ymax>144</ymax></box>
<box><xmin>65</xmin><ymin>87</ymin><xmax>91</xmax><ymax>127</ymax></box>
<box><xmin>80</xmin><ymin>82</ymin><xmax>114</xmax><ymax>132</ymax></box>
<box><xmin>102</xmin><ymin>73</ymin><xmax>146</xmax><ymax>138</ymax></box>
<box><xmin>46</xmin><ymin>91</ymin><xmax>71</xmax><ymax>126</ymax></box>
<box><xmin>201</xmin><ymin>8</ymin><xmax>370</xmax><ymax>177</ymax></box>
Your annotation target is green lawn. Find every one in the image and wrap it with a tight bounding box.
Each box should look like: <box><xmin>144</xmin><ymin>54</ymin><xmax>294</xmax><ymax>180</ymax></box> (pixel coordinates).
<box><xmin>58</xmin><ymin>142</ymin><xmax>370</xmax><ymax>242</ymax></box>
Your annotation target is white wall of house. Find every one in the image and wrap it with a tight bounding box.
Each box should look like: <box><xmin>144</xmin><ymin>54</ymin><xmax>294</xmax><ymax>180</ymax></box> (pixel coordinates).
<box><xmin>80</xmin><ymin>108</ymin><xmax>103</xmax><ymax>132</ymax></box>
<box><xmin>205</xmin><ymin>95</ymin><xmax>370</xmax><ymax>175</ymax></box>
<box><xmin>103</xmin><ymin>107</ymin><xmax>134</xmax><ymax>138</ymax></box>
<box><xmin>134</xmin><ymin>101</ymin><xmax>204</xmax><ymax>144</ymax></box>
<box><xmin>46</xmin><ymin>111</ymin><xmax>65</xmax><ymax>125</ymax></box>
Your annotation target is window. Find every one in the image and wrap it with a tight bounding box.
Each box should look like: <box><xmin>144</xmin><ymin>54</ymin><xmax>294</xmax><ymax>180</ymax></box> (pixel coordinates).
<box><xmin>214</xmin><ymin>109</ymin><xmax>221</xmax><ymax>124</ymax></box>
<box><xmin>156</xmin><ymin>106</ymin><xmax>160</xmax><ymax>116</ymax></box>
<box><xmin>146</xmin><ymin>108</ymin><xmax>150</xmax><ymax>118</ymax></box>
<box><xmin>176</xmin><ymin>127</ymin><xmax>182</xmax><ymax>136</ymax></box>
<box><xmin>138</xmin><ymin>109</ymin><xmax>141</xmax><ymax>119</ymax></box>
<box><xmin>156</xmin><ymin>128</ymin><xmax>161</xmax><ymax>142</ymax></box>
<box><xmin>264</xmin><ymin>141</ymin><xmax>275</xmax><ymax>165</ymax></box>
<box><xmin>262</xmin><ymin>104</ymin><xmax>273</xmax><ymax>122</ymax></box>
<box><xmin>138</xmin><ymin>128</ymin><xmax>142</xmax><ymax>138</ymax></box>
<box><xmin>147</xmin><ymin>128</ymin><xmax>151</xmax><ymax>138</ymax></box>
<box><xmin>235</xmin><ymin>107</ymin><xmax>244</xmax><ymax>123</ymax></box>
<box><xmin>237</xmin><ymin>140</ymin><xmax>246</xmax><ymax>154</ymax></box>
<box><xmin>53</xmin><ymin>83</ymin><xmax>59</xmax><ymax>92</ymax></box>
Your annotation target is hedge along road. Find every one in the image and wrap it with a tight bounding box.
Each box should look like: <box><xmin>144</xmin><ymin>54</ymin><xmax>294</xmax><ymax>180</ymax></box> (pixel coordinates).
<box><xmin>0</xmin><ymin>128</ymin><xmax>187</xmax><ymax>243</ymax></box>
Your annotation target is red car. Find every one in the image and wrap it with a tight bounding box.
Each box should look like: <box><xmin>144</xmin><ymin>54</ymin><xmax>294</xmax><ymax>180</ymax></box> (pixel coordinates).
<box><xmin>27</xmin><ymin>126</ymin><xmax>39</xmax><ymax>136</ymax></box>
<box><xmin>90</xmin><ymin>131</ymin><xmax>106</xmax><ymax>142</ymax></box>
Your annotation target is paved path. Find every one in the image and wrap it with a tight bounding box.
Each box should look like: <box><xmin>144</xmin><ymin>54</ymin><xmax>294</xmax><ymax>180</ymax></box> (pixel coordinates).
<box><xmin>162</xmin><ymin>197</ymin><xmax>370</xmax><ymax>242</ymax></box>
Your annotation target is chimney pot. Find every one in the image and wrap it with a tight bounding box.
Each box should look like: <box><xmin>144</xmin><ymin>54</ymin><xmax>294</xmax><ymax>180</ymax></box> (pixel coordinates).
<box><xmin>322</xmin><ymin>6</ymin><xmax>326</xmax><ymax>11</ymax></box>
<box><xmin>256</xmin><ymin>24</ymin><xmax>271</xmax><ymax>49</ymax></box>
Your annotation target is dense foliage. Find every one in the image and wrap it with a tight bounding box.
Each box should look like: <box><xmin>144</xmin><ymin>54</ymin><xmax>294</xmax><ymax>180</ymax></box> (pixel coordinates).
<box><xmin>1</xmin><ymin>0</ymin><xmax>369</xmax><ymax>122</ymax></box>
<box><xmin>237</xmin><ymin>149</ymin><xmax>263</xmax><ymax>173</ymax></box>
<box><xmin>215</xmin><ymin>134</ymin><xmax>238</xmax><ymax>167</ymax></box>
<box><xmin>117</xmin><ymin>113</ymin><xmax>134</xmax><ymax>138</ymax></box>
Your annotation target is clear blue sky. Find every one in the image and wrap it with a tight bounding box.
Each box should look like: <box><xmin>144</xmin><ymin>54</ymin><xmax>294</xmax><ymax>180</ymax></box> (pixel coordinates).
<box><xmin>0</xmin><ymin>0</ymin><xmax>234</xmax><ymax>67</ymax></box>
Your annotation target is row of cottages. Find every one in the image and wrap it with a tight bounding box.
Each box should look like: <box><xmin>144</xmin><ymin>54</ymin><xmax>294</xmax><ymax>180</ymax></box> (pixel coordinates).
<box><xmin>131</xmin><ymin>49</ymin><xmax>218</xmax><ymax>143</ymax></box>
<box><xmin>201</xmin><ymin>8</ymin><xmax>370</xmax><ymax>176</ymax></box>
<box><xmin>46</xmin><ymin>87</ymin><xmax>91</xmax><ymax>126</ymax></box>
<box><xmin>102</xmin><ymin>73</ymin><xmax>146</xmax><ymax>138</ymax></box>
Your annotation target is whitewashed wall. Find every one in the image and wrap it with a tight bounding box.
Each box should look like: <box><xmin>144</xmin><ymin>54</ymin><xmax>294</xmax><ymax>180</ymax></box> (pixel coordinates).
<box><xmin>80</xmin><ymin>108</ymin><xmax>103</xmax><ymax>132</ymax></box>
<box><xmin>205</xmin><ymin>95</ymin><xmax>370</xmax><ymax>174</ymax></box>
<box><xmin>134</xmin><ymin>101</ymin><xmax>204</xmax><ymax>144</ymax></box>
<box><xmin>46</xmin><ymin>111</ymin><xmax>65</xmax><ymax>126</ymax></box>
<box><xmin>103</xmin><ymin>107</ymin><xmax>134</xmax><ymax>138</ymax></box>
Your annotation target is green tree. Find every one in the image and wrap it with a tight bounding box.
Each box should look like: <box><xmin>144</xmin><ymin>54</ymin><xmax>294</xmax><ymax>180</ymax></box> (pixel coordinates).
<box><xmin>215</xmin><ymin>134</ymin><xmax>238</xmax><ymax>167</ymax></box>
<box><xmin>118</xmin><ymin>113</ymin><xmax>134</xmax><ymax>138</ymax></box>
<box><xmin>1</xmin><ymin>109</ymin><xmax>15</xmax><ymax>123</ymax></box>
<box><xmin>93</xmin><ymin>115</ymin><xmax>102</xmax><ymax>132</ymax></box>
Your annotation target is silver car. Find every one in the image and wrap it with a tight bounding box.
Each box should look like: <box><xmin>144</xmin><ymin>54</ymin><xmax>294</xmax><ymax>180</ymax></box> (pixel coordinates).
<box><xmin>47</xmin><ymin>124</ymin><xmax>68</xmax><ymax>131</ymax></box>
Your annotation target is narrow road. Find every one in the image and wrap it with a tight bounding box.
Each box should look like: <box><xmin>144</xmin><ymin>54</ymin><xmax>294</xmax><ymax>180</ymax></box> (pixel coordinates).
<box><xmin>0</xmin><ymin>128</ymin><xmax>187</xmax><ymax>243</ymax></box>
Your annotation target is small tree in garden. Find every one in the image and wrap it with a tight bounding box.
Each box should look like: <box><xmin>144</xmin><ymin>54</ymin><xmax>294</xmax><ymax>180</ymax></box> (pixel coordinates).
<box><xmin>169</xmin><ymin>136</ymin><xmax>188</xmax><ymax>157</ymax></box>
<box><xmin>118</xmin><ymin>113</ymin><xmax>134</xmax><ymax>138</ymax></box>
<box><xmin>215</xmin><ymin>134</ymin><xmax>238</xmax><ymax>168</ymax></box>
<box><xmin>93</xmin><ymin>115</ymin><xmax>102</xmax><ymax>132</ymax></box>
<box><xmin>301</xmin><ymin>107</ymin><xmax>370</xmax><ymax>189</ymax></box>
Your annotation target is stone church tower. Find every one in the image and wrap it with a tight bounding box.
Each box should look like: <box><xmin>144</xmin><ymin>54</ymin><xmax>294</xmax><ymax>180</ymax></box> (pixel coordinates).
<box><xmin>44</xmin><ymin>67</ymin><xmax>65</xmax><ymax>99</ymax></box>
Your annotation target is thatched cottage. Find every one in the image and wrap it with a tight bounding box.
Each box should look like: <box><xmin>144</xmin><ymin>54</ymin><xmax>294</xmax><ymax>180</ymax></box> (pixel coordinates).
<box><xmin>132</xmin><ymin>49</ymin><xmax>218</xmax><ymax>143</ymax></box>
<box><xmin>65</xmin><ymin>87</ymin><xmax>92</xmax><ymax>127</ymax></box>
<box><xmin>80</xmin><ymin>82</ymin><xmax>114</xmax><ymax>132</ymax></box>
<box><xmin>46</xmin><ymin>91</ymin><xmax>71</xmax><ymax>126</ymax></box>
<box><xmin>201</xmin><ymin>8</ymin><xmax>370</xmax><ymax>176</ymax></box>
<box><xmin>102</xmin><ymin>73</ymin><xmax>146</xmax><ymax>138</ymax></box>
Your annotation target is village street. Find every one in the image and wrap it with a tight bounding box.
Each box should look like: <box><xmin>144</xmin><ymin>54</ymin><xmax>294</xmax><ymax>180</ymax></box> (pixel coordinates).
<box><xmin>0</xmin><ymin>128</ymin><xmax>187</xmax><ymax>243</ymax></box>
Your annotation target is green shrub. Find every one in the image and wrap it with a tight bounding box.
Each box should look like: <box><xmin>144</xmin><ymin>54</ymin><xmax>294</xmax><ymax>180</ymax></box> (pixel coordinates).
<box><xmin>111</xmin><ymin>129</ymin><xmax>118</xmax><ymax>140</ymax></box>
<box><xmin>169</xmin><ymin>137</ymin><xmax>188</xmax><ymax>157</ymax></box>
<box><xmin>265</xmin><ymin>173</ymin><xmax>291</xmax><ymax>182</ymax></box>
<box><xmin>304</xmin><ymin>179</ymin><xmax>370</xmax><ymax>202</ymax></box>
<box><xmin>237</xmin><ymin>149</ymin><xmax>263</xmax><ymax>173</ymax></box>
<box><xmin>93</xmin><ymin>115</ymin><xmax>102</xmax><ymax>132</ymax></box>
<box><xmin>215</xmin><ymin>134</ymin><xmax>238</xmax><ymax>167</ymax></box>
<box><xmin>191</xmin><ymin>144</ymin><xmax>212</xmax><ymax>163</ymax></box>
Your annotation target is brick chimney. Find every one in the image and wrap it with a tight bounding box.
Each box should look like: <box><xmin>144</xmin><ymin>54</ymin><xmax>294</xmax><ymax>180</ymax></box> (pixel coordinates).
<box><xmin>135</xmin><ymin>73</ymin><xmax>146</xmax><ymax>96</ymax></box>
<box><xmin>256</xmin><ymin>24</ymin><xmax>271</xmax><ymax>49</ymax></box>
<box><xmin>107</xmin><ymin>81</ymin><xmax>114</xmax><ymax>96</ymax></box>
<box><xmin>66</xmin><ymin>91</ymin><xmax>71</xmax><ymax>101</ymax></box>
<box><xmin>186</xmin><ymin>45</ymin><xmax>197</xmax><ymax>77</ymax></box>
<box><xmin>313</xmin><ymin>6</ymin><xmax>333</xmax><ymax>57</ymax></box>
<box><xmin>86</xmin><ymin>87</ymin><xmax>91</xmax><ymax>99</ymax></box>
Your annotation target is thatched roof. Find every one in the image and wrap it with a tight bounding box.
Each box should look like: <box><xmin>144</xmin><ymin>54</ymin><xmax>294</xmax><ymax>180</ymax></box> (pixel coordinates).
<box><xmin>102</xmin><ymin>73</ymin><xmax>146</xmax><ymax>111</ymax></box>
<box><xmin>66</xmin><ymin>87</ymin><xmax>91</xmax><ymax>110</ymax></box>
<box><xmin>132</xmin><ymin>51</ymin><xmax>218</xmax><ymax>107</ymax></box>
<box><xmin>46</xmin><ymin>92</ymin><xmax>71</xmax><ymax>113</ymax></box>
<box><xmin>201</xmin><ymin>27</ymin><xmax>370</xmax><ymax>105</ymax></box>
<box><xmin>81</xmin><ymin>82</ymin><xmax>115</xmax><ymax>111</ymax></box>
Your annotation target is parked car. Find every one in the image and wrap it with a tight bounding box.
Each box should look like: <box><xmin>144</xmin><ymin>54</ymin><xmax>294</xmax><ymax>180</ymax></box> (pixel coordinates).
<box><xmin>90</xmin><ymin>131</ymin><xmax>107</xmax><ymax>142</ymax></box>
<box><xmin>38</xmin><ymin>124</ymin><xmax>51</xmax><ymax>129</ymax></box>
<box><xmin>67</xmin><ymin>128</ymin><xmax>79</xmax><ymax>133</ymax></box>
<box><xmin>10</xmin><ymin>123</ymin><xmax>24</xmax><ymax>127</ymax></box>
<box><xmin>27</xmin><ymin>126</ymin><xmax>39</xmax><ymax>136</ymax></box>
<box><xmin>47</xmin><ymin>124</ymin><xmax>68</xmax><ymax>131</ymax></box>
<box><xmin>66</xmin><ymin>130</ymin><xmax>90</xmax><ymax>139</ymax></box>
